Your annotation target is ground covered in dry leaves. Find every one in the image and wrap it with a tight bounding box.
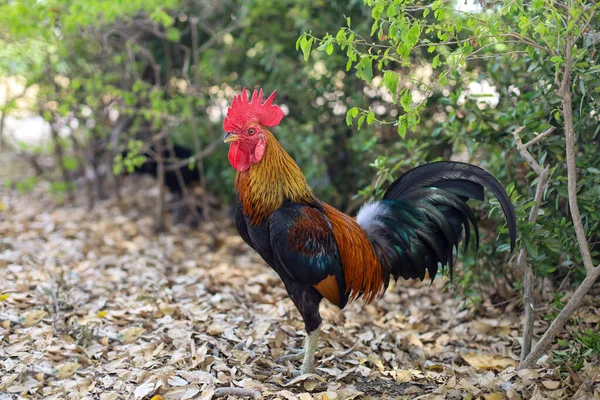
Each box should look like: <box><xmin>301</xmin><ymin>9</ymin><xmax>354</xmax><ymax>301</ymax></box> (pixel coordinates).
<box><xmin>1</xmin><ymin>168</ymin><xmax>599</xmax><ymax>399</ymax></box>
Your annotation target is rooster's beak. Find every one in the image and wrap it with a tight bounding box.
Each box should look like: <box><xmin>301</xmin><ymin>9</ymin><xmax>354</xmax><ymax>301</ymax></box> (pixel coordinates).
<box><xmin>223</xmin><ymin>132</ymin><xmax>240</xmax><ymax>143</ymax></box>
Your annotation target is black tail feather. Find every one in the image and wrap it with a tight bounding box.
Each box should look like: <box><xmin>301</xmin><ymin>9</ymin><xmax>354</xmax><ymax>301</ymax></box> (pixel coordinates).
<box><xmin>384</xmin><ymin>161</ymin><xmax>516</xmax><ymax>251</ymax></box>
<box><xmin>359</xmin><ymin>161</ymin><xmax>516</xmax><ymax>283</ymax></box>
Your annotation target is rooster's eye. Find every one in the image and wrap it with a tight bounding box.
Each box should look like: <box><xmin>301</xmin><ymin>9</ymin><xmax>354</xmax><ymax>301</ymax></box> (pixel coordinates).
<box><xmin>248</xmin><ymin>128</ymin><xmax>255</xmax><ymax>135</ymax></box>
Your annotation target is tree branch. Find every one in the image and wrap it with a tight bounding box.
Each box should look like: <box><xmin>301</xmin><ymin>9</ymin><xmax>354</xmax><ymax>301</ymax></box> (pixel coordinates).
<box><xmin>165</xmin><ymin>136</ymin><xmax>200</xmax><ymax>222</ymax></box>
<box><xmin>154</xmin><ymin>136</ymin><xmax>166</xmax><ymax>232</ymax></box>
<box><xmin>499</xmin><ymin>33</ymin><xmax>554</xmax><ymax>55</ymax></box>
<box><xmin>560</xmin><ymin>35</ymin><xmax>595</xmax><ymax>274</ymax></box>
<box><xmin>164</xmin><ymin>138</ymin><xmax>221</xmax><ymax>171</ymax></box>
<box><xmin>521</xmin><ymin>264</ymin><xmax>600</xmax><ymax>368</ymax></box>
<box><xmin>189</xmin><ymin>16</ymin><xmax>210</xmax><ymax>220</ymax></box>
<box><xmin>524</xmin><ymin>126</ymin><xmax>556</xmax><ymax>149</ymax></box>
<box><xmin>512</xmin><ymin>126</ymin><xmax>552</xmax><ymax>365</ymax></box>
<box><xmin>512</xmin><ymin>126</ymin><xmax>542</xmax><ymax>175</ymax></box>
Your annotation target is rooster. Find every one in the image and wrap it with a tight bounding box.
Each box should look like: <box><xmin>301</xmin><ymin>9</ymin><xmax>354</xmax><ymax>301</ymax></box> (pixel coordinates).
<box><xmin>223</xmin><ymin>88</ymin><xmax>516</xmax><ymax>374</ymax></box>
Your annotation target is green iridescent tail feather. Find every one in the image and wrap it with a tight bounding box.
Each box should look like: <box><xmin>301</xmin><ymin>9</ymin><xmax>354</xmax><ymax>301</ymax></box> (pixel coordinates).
<box><xmin>356</xmin><ymin>161</ymin><xmax>517</xmax><ymax>283</ymax></box>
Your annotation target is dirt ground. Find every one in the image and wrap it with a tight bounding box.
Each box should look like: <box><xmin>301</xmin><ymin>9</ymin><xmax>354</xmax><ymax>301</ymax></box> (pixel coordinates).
<box><xmin>1</xmin><ymin>160</ymin><xmax>599</xmax><ymax>399</ymax></box>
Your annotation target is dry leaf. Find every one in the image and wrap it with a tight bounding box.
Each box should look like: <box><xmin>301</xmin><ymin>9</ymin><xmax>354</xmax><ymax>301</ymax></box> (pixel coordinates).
<box><xmin>367</xmin><ymin>354</ymin><xmax>385</xmax><ymax>373</ymax></box>
<box><xmin>0</xmin><ymin>170</ymin><xmax>589</xmax><ymax>400</ymax></box>
<box><xmin>506</xmin><ymin>388</ymin><xmax>522</xmax><ymax>400</ymax></box>
<box><xmin>303</xmin><ymin>379</ymin><xmax>318</xmax><ymax>391</ymax></box>
<box><xmin>134</xmin><ymin>382</ymin><xmax>155</xmax><ymax>399</ymax></box>
<box><xmin>541</xmin><ymin>380</ymin><xmax>560</xmax><ymax>390</ymax></box>
<box><xmin>458</xmin><ymin>378</ymin><xmax>481</xmax><ymax>395</ymax></box>
<box><xmin>393</xmin><ymin>369</ymin><xmax>412</xmax><ymax>383</ymax></box>
<box><xmin>516</xmin><ymin>369</ymin><xmax>540</xmax><ymax>384</ymax></box>
<box><xmin>424</xmin><ymin>360</ymin><xmax>444</xmax><ymax>371</ymax></box>
<box><xmin>168</xmin><ymin>375</ymin><xmax>188</xmax><ymax>387</ymax></box>
<box><xmin>404</xmin><ymin>386</ymin><xmax>422</xmax><ymax>395</ymax></box>
<box><xmin>165</xmin><ymin>386</ymin><xmax>201</xmax><ymax>400</ymax></box>
<box><xmin>471</xmin><ymin>320</ymin><xmax>495</xmax><ymax>335</ymax></box>
<box><xmin>461</xmin><ymin>352</ymin><xmax>517</xmax><ymax>371</ymax></box>
<box><xmin>57</xmin><ymin>362</ymin><xmax>80</xmax><ymax>379</ymax></box>
<box><xmin>23</xmin><ymin>310</ymin><xmax>47</xmax><ymax>326</ymax></box>
<box><xmin>276</xmin><ymin>390</ymin><xmax>299</xmax><ymax>400</ymax></box>
<box><xmin>207</xmin><ymin>321</ymin><xmax>227</xmax><ymax>336</ymax></box>
<box><xmin>122</xmin><ymin>327</ymin><xmax>145</xmax><ymax>343</ymax></box>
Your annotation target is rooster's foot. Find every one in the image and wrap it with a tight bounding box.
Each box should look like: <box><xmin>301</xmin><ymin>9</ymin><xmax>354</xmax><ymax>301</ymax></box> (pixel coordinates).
<box><xmin>274</xmin><ymin>366</ymin><xmax>316</xmax><ymax>378</ymax></box>
<box><xmin>276</xmin><ymin>351</ymin><xmax>305</xmax><ymax>363</ymax></box>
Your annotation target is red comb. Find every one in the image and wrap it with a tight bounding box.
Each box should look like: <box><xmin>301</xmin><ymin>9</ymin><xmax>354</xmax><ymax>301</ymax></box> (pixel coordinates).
<box><xmin>223</xmin><ymin>88</ymin><xmax>284</xmax><ymax>132</ymax></box>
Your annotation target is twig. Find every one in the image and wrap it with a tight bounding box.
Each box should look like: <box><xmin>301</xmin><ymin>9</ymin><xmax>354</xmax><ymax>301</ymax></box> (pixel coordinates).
<box><xmin>69</xmin><ymin>133</ymin><xmax>95</xmax><ymax>210</ymax></box>
<box><xmin>155</xmin><ymin>137</ymin><xmax>166</xmax><ymax>232</ymax></box>
<box><xmin>499</xmin><ymin>33</ymin><xmax>554</xmax><ymax>55</ymax></box>
<box><xmin>512</xmin><ymin>126</ymin><xmax>542</xmax><ymax>175</ymax></box>
<box><xmin>165</xmin><ymin>138</ymin><xmax>221</xmax><ymax>171</ymax></box>
<box><xmin>189</xmin><ymin>16</ymin><xmax>210</xmax><ymax>220</ymax></box>
<box><xmin>165</xmin><ymin>136</ymin><xmax>201</xmax><ymax>222</ymax></box>
<box><xmin>213</xmin><ymin>387</ymin><xmax>261</xmax><ymax>399</ymax></box>
<box><xmin>524</xmin><ymin>126</ymin><xmax>556</xmax><ymax>149</ymax></box>
<box><xmin>196</xmin><ymin>20</ymin><xmax>243</xmax><ymax>55</ymax></box>
<box><xmin>512</xmin><ymin>126</ymin><xmax>552</xmax><ymax>365</ymax></box>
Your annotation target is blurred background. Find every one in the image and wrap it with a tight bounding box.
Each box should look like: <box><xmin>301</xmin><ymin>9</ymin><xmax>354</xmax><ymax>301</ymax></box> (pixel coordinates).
<box><xmin>0</xmin><ymin>0</ymin><xmax>599</xmax><ymax>347</ymax></box>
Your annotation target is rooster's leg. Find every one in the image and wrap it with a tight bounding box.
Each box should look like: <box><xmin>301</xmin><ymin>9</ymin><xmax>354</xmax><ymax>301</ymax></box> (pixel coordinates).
<box><xmin>279</xmin><ymin>283</ymin><xmax>323</xmax><ymax>374</ymax></box>
<box><xmin>300</xmin><ymin>325</ymin><xmax>320</xmax><ymax>374</ymax></box>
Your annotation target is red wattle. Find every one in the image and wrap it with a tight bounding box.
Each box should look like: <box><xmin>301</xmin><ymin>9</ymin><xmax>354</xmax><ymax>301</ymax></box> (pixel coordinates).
<box><xmin>228</xmin><ymin>141</ymin><xmax>251</xmax><ymax>172</ymax></box>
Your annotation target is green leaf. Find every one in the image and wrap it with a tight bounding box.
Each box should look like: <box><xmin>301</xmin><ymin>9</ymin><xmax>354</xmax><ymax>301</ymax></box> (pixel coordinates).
<box><xmin>432</xmin><ymin>54</ymin><xmax>441</xmax><ymax>69</ymax></box>
<box><xmin>371</xmin><ymin>20</ymin><xmax>379</xmax><ymax>37</ymax></box>
<box><xmin>325</xmin><ymin>43</ymin><xmax>334</xmax><ymax>55</ymax></box>
<box><xmin>300</xmin><ymin>36</ymin><xmax>313</xmax><ymax>61</ymax></box>
<box><xmin>386</xmin><ymin>5</ymin><xmax>398</xmax><ymax>18</ymax></box>
<box><xmin>456</xmin><ymin>17</ymin><xmax>463</xmax><ymax>33</ymax></box>
<box><xmin>336</xmin><ymin>29</ymin><xmax>347</xmax><ymax>42</ymax></box>
<box><xmin>296</xmin><ymin>34</ymin><xmax>305</xmax><ymax>51</ymax></box>
<box><xmin>383</xmin><ymin>70</ymin><xmax>399</xmax><ymax>101</ymax></box>
<box><xmin>166</xmin><ymin>27</ymin><xmax>180</xmax><ymax>42</ymax></box>
<box><xmin>356</xmin><ymin>57</ymin><xmax>373</xmax><ymax>83</ymax></box>
<box><xmin>367</xmin><ymin>111</ymin><xmax>375</xmax><ymax>125</ymax></box>
<box><xmin>400</xmin><ymin>90</ymin><xmax>413</xmax><ymax>112</ymax></box>
<box><xmin>357</xmin><ymin>114</ymin><xmax>366</xmax><ymax>130</ymax></box>
<box><xmin>407</xmin><ymin>23</ymin><xmax>421</xmax><ymax>45</ymax></box>
<box><xmin>524</xmin><ymin>237</ymin><xmax>539</xmax><ymax>259</ymax></box>
<box><xmin>63</xmin><ymin>156</ymin><xmax>78</xmax><ymax>171</ymax></box>
<box><xmin>346</xmin><ymin>107</ymin><xmax>359</xmax><ymax>125</ymax></box>
<box><xmin>397</xmin><ymin>121</ymin><xmax>407</xmax><ymax>139</ymax></box>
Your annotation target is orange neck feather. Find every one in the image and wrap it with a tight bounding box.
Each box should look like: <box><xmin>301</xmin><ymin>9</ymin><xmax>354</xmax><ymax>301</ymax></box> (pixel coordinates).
<box><xmin>235</xmin><ymin>130</ymin><xmax>318</xmax><ymax>225</ymax></box>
